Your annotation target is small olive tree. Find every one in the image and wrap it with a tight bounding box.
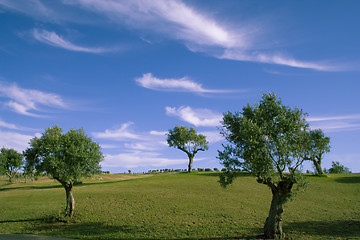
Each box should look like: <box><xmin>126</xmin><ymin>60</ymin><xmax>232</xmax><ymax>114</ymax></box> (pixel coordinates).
<box><xmin>218</xmin><ymin>93</ymin><xmax>328</xmax><ymax>239</ymax></box>
<box><xmin>167</xmin><ymin>125</ymin><xmax>208</xmax><ymax>172</ymax></box>
<box><xmin>304</xmin><ymin>129</ymin><xmax>330</xmax><ymax>175</ymax></box>
<box><xmin>24</xmin><ymin>126</ymin><xmax>103</xmax><ymax>218</ymax></box>
<box><xmin>0</xmin><ymin>148</ymin><xmax>24</xmax><ymax>182</ymax></box>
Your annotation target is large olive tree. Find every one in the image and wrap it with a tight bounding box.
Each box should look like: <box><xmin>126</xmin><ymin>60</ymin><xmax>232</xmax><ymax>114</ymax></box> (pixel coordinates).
<box><xmin>24</xmin><ymin>126</ymin><xmax>103</xmax><ymax>218</ymax></box>
<box><xmin>167</xmin><ymin>125</ymin><xmax>208</xmax><ymax>172</ymax></box>
<box><xmin>0</xmin><ymin>148</ymin><xmax>23</xmax><ymax>182</ymax></box>
<box><xmin>218</xmin><ymin>93</ymin><xmax>327</xmax><ymax>239</ymax></box>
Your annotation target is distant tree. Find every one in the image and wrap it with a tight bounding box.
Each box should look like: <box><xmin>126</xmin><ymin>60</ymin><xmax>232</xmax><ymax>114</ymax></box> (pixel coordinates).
<box><xmin>304</xmin><ymin>129</ymin><xmax>330</xmax><ymax>175</ymax></box>
<box><xmin>23</xmin><ymin>126</ymin><xmax>103</xmax><ymax>218</ymax></box>
<box><xmin>328</xmin><ymin>161</ymin><xmax>351</xmax><ymax>174</ymax></box>
<box><xmin>0</xmin><ymin>148</ymin><xmax>23</xmax><ymax>182</ymax></box>
<box><xmin>218</xmin><ymin>93</ymin><xmax>318</xmax><ymax>239</ymax></box>
<box><xmin>167</xmin><ymin>126</ymin><xmax>208</xmax><ymax>172</ymax></box>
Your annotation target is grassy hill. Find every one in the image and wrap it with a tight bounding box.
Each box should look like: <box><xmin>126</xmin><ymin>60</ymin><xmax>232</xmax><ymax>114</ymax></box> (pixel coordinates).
<box><xmin>0</xmin><ymin>172</ymin><xmax>359</xmax><ymax>239</ymax></box>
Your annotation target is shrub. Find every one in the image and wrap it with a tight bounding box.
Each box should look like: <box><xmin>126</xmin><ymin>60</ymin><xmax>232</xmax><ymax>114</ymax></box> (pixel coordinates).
<box><xmin>328</xmin><ymin>161</ymin><xmax>351</xmax><ymax>174</ymax></box>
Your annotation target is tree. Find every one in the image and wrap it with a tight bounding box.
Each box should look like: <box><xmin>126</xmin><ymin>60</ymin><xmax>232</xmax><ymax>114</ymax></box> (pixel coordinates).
<box><xmin>0</xmin><ymin>148</ymin><xmax>24</xmax><ymax>182</ymax></box>
<box><xmin>167</xmin><ymin>125</ymin><xmax>208</xmax><ymax>172</ymax></box>
<box><xmin>304</xmin><ymin>129</ymin><xmax>330</xmax><ymax>175</ymax></box>
<box><xmin>218</xmin><ymin>93</ymin><xmax>325</xmax><ymax>239</ymax></box>
<box><xmin>23</xmin><ymin>126</ymin><xmax>103</xmax><ymax>218</ymax></box>
<box><xmin>327</xmin><ymin>161</ymin><xmax>351</xmax><ymax>174</ymax></box>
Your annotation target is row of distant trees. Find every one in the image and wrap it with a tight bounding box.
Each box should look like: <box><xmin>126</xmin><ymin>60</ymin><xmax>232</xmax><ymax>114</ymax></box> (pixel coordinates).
<box><xmin>0</xmin><ymin>92</ymin><xmax>352</xmax><ymax>239</ymax></box>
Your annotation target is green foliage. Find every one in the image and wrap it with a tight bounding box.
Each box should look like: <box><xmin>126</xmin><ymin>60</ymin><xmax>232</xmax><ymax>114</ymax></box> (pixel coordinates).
<box><xmin>23</xmin><ymin>126</ymin><xmax>103</xmax><ymax>185</ymax></box>
<box><xmin>0</xmin><ymin>148</ymin><xmax>24</xmax><ymax>182</ymax></box>
<box><xmin>167</xmin><ymin>125</ymin><xmax>208</xmax><ymax>155</ymax></box>
<box><xmin>327</xmin><ymin>161</ymin><xmax>351</xmax><ymax>174</ymax></box>
<box><xmin>304</xmin><ymin>129</ymin><xmax>330</xmax><ymax>175</ymax></box>
<box><xmin>23</xmin><ymin>125</ymin><xmax>103</xmax><ymax>217</ymax></box>
<box><xmin>218</xmin><ymin>93</ymin><xmax>309</xmax><ymax>189</ymax></box>
<box><xmin>167</xmin><ymin>125</ymin><xmax>209</xmax><ymax>172</ymax></box>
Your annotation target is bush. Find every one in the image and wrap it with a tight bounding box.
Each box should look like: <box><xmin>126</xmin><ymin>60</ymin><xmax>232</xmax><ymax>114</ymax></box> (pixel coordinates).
<box><xmin>197</xmin><ymin>168</ymin><xmax>204</xmax><ymax>172</ymax></box>
<box><xmin>327</xmin><ymin>161</ymin><xmax>351</xmax><ymax>174</ymax></box>
<box><xmin>205</xmin><ymin>168</ymin><xmax>213</xmax><ymax>172</ymax></box>
<box><xmin>213</xmin><ymin>168</ymin><xmax>219</xmax><ymax>172</ymax></box>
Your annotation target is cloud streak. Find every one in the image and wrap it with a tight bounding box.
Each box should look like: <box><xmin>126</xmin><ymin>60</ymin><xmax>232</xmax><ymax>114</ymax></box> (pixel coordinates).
<box><xmin>308</xmin><ymin>114</ymin><xmax>360</xmax><ymax>132</ymax></box>
<box><xmin>0</xmin><ymin>0</ymin><xmax>340</xmax><ymax>70</ymax></box>
<box><xmin>166</xmin><ymin>106</ymin><xmax>222</xmax><ymax>127</ymax></box>
<box><xmin>0</xmin><ymin>81</ymin><xmax>67</xmax><ymax>117</ymax></box>
<box><xmin>32</xmin><ymin>29</ymin><xmax>111</xmax><ymax>53</ymax></box>
<box><xmin>135</xmin><ymin>73</ymin><xmax>239</xmax><ymax>94</ymax></box>
<box><xmin>65</xmin><ymin>0</ymin><xmax>336</xmax><ymax>71</ymax></box>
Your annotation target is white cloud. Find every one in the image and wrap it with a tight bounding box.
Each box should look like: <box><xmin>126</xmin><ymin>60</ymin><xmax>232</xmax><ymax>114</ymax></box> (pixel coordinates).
<box><xmin>308</xmin><ymin>114</ymin><xmax>360</xmax><ymax>132</ymax></box>
<box><xmin>166</xmin><ymin>106</ymin><xmax>222</xmax><ymax>127</ymax></box>
<box><xmin>102</xmin><ymin>151</ymin><xmax>187</xmax><ymax>168</ymax></box>
<box><xmin>135</xmin><ymin>73</ymin><xmax>238</xmax><ymax>94</ymax></box>
<box><xmin>65</xmin><ymin>0</ymin><xmax>241</xmax><ymax>49</ymax></box>
<box><xmin>32</xmin><ymin>28</ymin><xmax>110</xmax><ymax>53</ymax></box>
<box><xmin>92</xmin><ymin>122</ymin><xmax>141</xmax><ymax>141</ymax></box>
<box><xmin>0</xmin><ymin>118</ymin><xmax>19</xmax><ymax>130</ymax></box>
<box><xmin>65</xmin><ymin>0</ymin><xmax>336</xmax><ymax>71</ymax></box>
<box><xmin>0</xmin><ymin>81</ymin><xmax>67</xmax><ymax>117</ymax></box>
<box><xmin>220</xmin><ymin>50</ymin><xmax>339</xmax><ymax>71</ymax></box>
<box><xmin>200</xmin><ymin>131</ymin><xmax>224</xmax><ymax>144</ymax></box>
<box><xmin>1</xmin><ymin>0</ymin><xmax>340</xmax><ymax>70</ymax></box>
<box><xmin>0</xmin><ymin>130</ymin><xmax>36</xmax><ymax>152</ymax></box>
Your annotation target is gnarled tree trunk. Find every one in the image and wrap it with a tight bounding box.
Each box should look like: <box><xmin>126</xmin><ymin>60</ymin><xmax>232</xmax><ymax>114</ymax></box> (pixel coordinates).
<box><xmin>313</xmin><ymin>157</ymin><xmax>324</xmax><ymax>175</ymax></box>
<box><xmin>264</xmin><ymin>180</ymin><xmax>293</xmax><ymax>239</ymax></box>
<box><xmin>61</xmin><ymin>182</ymin><xmax>75</xmax><ymax>218</ymax></box>
<box><xmin>187</xmin><ymin>154</ymin><xmax>194</xmax><ymax>172</ymax></box>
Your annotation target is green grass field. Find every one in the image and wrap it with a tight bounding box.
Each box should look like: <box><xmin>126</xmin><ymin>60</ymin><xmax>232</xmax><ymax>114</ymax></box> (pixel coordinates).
<box><xmin>0</xmin><ymin>172</ymin><xmax>359</xmax><ymax>239</ymax></box>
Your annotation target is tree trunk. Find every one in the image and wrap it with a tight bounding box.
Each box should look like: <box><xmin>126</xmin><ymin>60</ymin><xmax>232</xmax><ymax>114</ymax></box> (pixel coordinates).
<box><xmin>188</xmin><ymin>154</ymin><xmax>194</xmax><ymax>172</ymax></box>
<box><xmin>264</xmin><ymin>180</ymin><xmax>293</xmax><ymax>239</ymax></box>
<box><xmin>6</xmin><ymin>172</ymin><xmax>12</xmax><ymax>183</ymax></box>
<box><xmin>64</xmin><ymin>185</ymin><xmax>75</xmax><ymax>218</ymax></box>
<box><xmin>313</xmin><ymin>159</ymin><xmax>324</xmax><ymax>175</ymax></box>
<box><xmin>264</xmin><ymin>190</ymin><xmax>285</xmax><ymax>239</ymax></box>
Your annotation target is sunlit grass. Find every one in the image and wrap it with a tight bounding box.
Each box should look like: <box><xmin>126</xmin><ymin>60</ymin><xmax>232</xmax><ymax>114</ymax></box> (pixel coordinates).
<box><xmin>0</xmin><ymin>172</ymin><xmax>359</xmax><ymax>239</ymax></box>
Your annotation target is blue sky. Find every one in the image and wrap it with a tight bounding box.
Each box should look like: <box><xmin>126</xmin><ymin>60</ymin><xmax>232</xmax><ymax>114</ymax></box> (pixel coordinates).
<box><xmin>0</xmin><ymin>0</ymin><xmax>359</xmax><ymax>173</ymax></box>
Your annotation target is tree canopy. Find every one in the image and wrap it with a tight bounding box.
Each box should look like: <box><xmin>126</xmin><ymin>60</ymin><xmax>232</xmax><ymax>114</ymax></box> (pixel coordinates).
<box><xmin>24</xmin><ymin>125</ymin><xmax>103</xmax><ymax>218</ymax></box>
<box><xmin>218</xmin><ymin>93</ymin><xmax>329</xmax><ymax>239</ymax></box>
<box><xmin>0</xmin><ymin>148</ymin><xmax>23</xmax><ymax>182</ymax></box>
<box><xmin>167</xmin><ymin>125</ymin><xmax>208</xmax><ymax>172</ymax></box>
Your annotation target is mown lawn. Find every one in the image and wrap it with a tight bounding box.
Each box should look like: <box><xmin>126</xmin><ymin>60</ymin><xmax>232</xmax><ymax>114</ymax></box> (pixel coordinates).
<box><xmin>0</xmin><ymin>172</ymin><xmax>359</xmax><ymax>239</ymax></box>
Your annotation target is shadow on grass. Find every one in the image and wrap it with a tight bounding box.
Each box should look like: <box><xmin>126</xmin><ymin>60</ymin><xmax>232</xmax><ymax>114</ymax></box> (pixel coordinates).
<box><xmin>0</xmin><ymin>177</ymin><xmax>148</xmax><ymax>192</ymax></box>
<box><xmin>24</xmin><ymin>221</ymin><xmax>264</xmax><ymax>240</ymax></box>
<box><xmin>286</xmin><ymin>220</ymin><xmax>360</xmax><ymax>238</ymax></box>
<box><xmin>334</xmin><ymin>176</ymin><xmax>360</xmax><ymax>184</ymax></box>
<box><xmin>196</xmin><ymin>172</ymin><xmax>252</xmax><ymax>178</ymax></box>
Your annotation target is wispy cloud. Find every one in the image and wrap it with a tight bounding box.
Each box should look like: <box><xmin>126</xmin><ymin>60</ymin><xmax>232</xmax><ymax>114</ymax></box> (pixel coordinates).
<box><xmin>220</xmin><ymin>50</ymin><xmax>340</xmax><ymax>71</ymax></box>
<box><xmin>165</xmin><ymin>106</ymin><xmax>222</xmax><ymax>127</ymax></box>
<box><xmin>0</xmin><ymin>130</ymin><xmax>38</xmax><ymax>152</ymax></box>
<box><xmin>102</xmin><ymin>152</ymin><xmax>187</xmax><ymax>169</ymax></box>
<box><xmin>1</xmin><ymin>0</ymin><xmax>340</xmax><ymax>70</ymax></box>
<box><xmin>64</xmin><ymin>0</ymin><xmax>337</xmax><ymax>71</ymax></box>
<box><xmin>135</xmin><ymin>73</ymin><xmax>239</xmax><ymax>94</ymax></box>
<box><xmin>0</xmin><ymin>81</ymin><xmax>67</xmax><ymax>117</ymax></box>
<box><xmin>32</xmin><ymin>29</ymin><xmax>111</xmax><ymax>53</ymax></box>
<box><xmin>92</xmin><ymin>122</ymin><xmax>141</xmax><ymax>141</ymax></box>
<box><xmin>308</xmin><ymin>114</ymin><xmax>360</xmax><ymax>132</ymax></box>
<box><xmin>0</xmin><ymin>118</ymin><xmax>19</xmax><ymax>130</ymax></box>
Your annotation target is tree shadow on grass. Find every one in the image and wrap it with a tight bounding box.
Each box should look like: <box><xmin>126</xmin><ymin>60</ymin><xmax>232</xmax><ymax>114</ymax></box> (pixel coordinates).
<box><xmin>25</xmin><ymin>221</ymin><xmax>264</xmax><ymax>240</ymax></box>
<box><xmin>334</xmin><ymin>176</ymin><xmax>360</xmax><ymax>184</ymax></box>
<box><xmin>285</xmin><ymin>220</ymin><xmax>360</xmax><ymax>238</ymax></box>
